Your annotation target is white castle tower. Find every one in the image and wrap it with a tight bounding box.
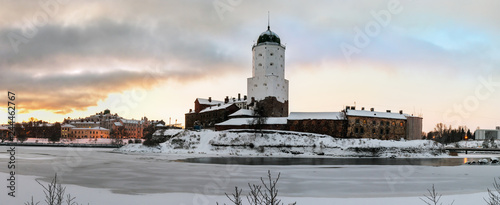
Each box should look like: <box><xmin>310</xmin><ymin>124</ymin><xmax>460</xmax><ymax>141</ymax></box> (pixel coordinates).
<box><xmin>247</xmin><ymin>23</ymin><xmax>289</xmax><ymax>117</ymax></box>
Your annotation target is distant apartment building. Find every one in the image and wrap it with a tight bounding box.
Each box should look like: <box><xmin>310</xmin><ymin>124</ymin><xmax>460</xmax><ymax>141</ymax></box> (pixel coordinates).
<box><xmin>475</xmin><ymin>127</ymin><xmax>500</xmax><ymax>140</ymax></box>
<box><xmin>71</xmin><ymin>127</ymin><xmax>110</xmax><ymax>139</ymax></box>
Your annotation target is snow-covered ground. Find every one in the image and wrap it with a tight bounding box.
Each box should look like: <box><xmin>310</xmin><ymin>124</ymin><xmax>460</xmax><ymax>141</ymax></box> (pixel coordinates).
<box><xmin>1</xmin><ymin>147</ymin><xmax>499</xmax><ymax>205</ymax></box>
<box><xmin>446</xmin><ymin>140</ymin><xmax>500</xmax><ymax>148</ymax></box>
<box><xmin>0</xmin><ymin>172</ymin><xmax>492</xmax><ymax>205</ymax></box>
<box><xmin>118</xmin><ymin>129</ymin><xmax>445</xmax><ymax>158</ymax></box>
<box><xmin>8</xmin><ymin>137</ymin><xmax>140</xmax><ymax>144</ymax></box>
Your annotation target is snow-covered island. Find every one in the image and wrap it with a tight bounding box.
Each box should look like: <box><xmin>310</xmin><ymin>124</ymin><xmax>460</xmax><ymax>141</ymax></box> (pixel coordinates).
<box><xmin>117</xmin><ymin>129</ymin><xmax>446</xmax><ymax>158</ymax></box>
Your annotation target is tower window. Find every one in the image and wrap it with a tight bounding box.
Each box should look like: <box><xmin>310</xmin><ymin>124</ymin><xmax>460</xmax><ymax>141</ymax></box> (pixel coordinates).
<box><xmin>258</xmin><ymin>63</ymin><xmax>262</xmax><ymax>66</ymax></box>
<box><xmin>270</xmin><ymin>53</ymin><xmax>274</xmax><ymax>56</ymax></box>
<box><xmin>270</xmin><ymin>63</ymin><xmax>274</xmax><ymax>66</ymax></box>
<box><xmin>258</xmin><ymin>53</ymin><xmax>262</xmax><ymax>56</ymax></box>
<box><xmin>254</xmin><ymin>84</ymin><xmax>257</xmax><ymax>87</ymax></box>
<box><xmin>263</xmin><ymin>83</ymin><xmax>267</xmax><ymax>86</ymax></box>
<box><xmin>281</xmin><ymin>55</ymin><xmax>283</xmax><ymax>58</ymax></box>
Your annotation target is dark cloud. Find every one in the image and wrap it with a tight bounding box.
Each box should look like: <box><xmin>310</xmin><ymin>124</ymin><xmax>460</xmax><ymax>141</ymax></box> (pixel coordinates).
<box><xmin>0</xmin><ymin>67</ymin><xmax>222</xmax><ymax>114</ymax></box>
<box><xmin>1</xmin><ymin>0</ymin><xmax>500</xmax><ymax>115</ymax></box>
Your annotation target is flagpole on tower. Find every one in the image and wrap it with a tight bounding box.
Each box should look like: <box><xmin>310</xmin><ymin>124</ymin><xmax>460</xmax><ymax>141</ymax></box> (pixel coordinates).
<box><xmin>268</xmin><ymin>11</ymin><xmax>270</xmax><ymax>30</ymax></box>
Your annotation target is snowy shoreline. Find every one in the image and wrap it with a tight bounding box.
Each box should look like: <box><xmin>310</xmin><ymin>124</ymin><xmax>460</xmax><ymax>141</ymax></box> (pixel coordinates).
<box><xmin>117</xmin><ymin>129</ymin><xmax>449</xmax><ymax>158</ymax></box>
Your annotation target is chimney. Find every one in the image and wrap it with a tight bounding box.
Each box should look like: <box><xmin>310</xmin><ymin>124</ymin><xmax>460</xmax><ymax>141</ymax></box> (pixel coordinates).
<box><xmin>232</xmin><ymin>97</ymin><xmax>236</xmax><ymax>102</ymax></box>
<box><xmin>251</xmin><ymin>97</ymin><xmax>255</xmax><ymax>104</ymax></box>
<box><xmin>208</xmin><ymin>97</ymin><xmax>212</xmax><ymax>102</ymax></box>
<box><xmin>496</xmin><ymin>126</ymin><xmax>500</xmax><ymax>130</ymax></box>
<box><xmin>361</xmin><ymin>107</ymin><xmax>365</xmax><ymax>110</ymax></box>
<box><xmin>386</xmin><ymin>110</ymin><xmax>391</xmax><ymax>113</ymax></box>
<box><xmin>244</xmin><ymin>95</ymin><xmax>247</xmax><ymax>100</ymax></box>
<box><xmin>346</xmin><ymin>106</ymin><xmax>350</xmax><ymax>110</ymax></box>
<box><xmin>399</xmin><ymin>110</ymin><xmax>403</xmax><ymax>114</ymax></box>
<box><xmin>238</xmin><ymin>93</ymin><xmax>241</xmax><ymax>101</ymax></box>
<box><xmin>370</xmin><ymin>108</ymin><xmax>374</xmax><ymax>112</ymax></box>
<box><xmin>225</xmin><ymin>96</ymin><xmax>229</xmax><ymax>103</ymax></box>
<box><xmin>352</xmin><ymin>106</ymin><xmax>356</xmax><ymax>110</ymax></box>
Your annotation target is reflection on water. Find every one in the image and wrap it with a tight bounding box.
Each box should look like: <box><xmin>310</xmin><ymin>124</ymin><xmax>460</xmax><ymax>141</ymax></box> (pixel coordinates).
<box><xmin>180</xmin><ymin>157</ymin><xmax>482</xmax><ymax>166</ymax></box>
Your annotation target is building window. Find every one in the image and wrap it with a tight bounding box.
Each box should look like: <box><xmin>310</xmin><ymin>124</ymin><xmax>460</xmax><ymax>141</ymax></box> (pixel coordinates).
<box><xmin>372</xmin><ymin>129</ymin><xmax>376</xmax><ymax>134</ymax></box>
<box><xmin>254</xmin><ymin>84</ymin><xmax>257</xmax><ymax>87</ymax></box>
<box><xmin>400</xmin><ymin>122</ymin><xmax>404</xmax><ymax>127</ymax></box>
<box><xmin>386</xmin><ymin>129</ymin><xmax>390</xmax><ymax>134</ymax></box>
<box><xmin>392</xmin><ymin>122</ymin><xmax>395</xmax><ymax>126</ymax></box>
<box><xmin>363</xmin><ymin>120</ymin><xmax>367</xmax><ymax>124</ymax></box>
<box><xmin>372</xmin><ymin>121</ymin><xmax>376</xmax><ymax>125</ymax></box>
<box><xmin>355</xmin><ymin>127</ymin><xmax>359</xmax><ymax>134</ymax></box>
<box><xmin>360</xmin><ymin>128</ymin><xmax>364</xmax><ymax>134</ymax></box>
<box><xmin>380</xmin><ymin>129</ymin><xmax>384</xmax><ymax>135</ymax></box>
<box><xmin>270</xmin><ymin>63</ymin><xmax>274</xmax><ymax>66</ymax></box>
<box><xmin>355</xmin><ymin>119</ymin><xmax>360</xmax><ymax>124</ymax></box>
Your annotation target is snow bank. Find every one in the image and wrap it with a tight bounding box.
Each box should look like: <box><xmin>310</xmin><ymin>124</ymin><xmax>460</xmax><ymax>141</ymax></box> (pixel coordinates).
<box><xmin>117</xmin><ymin>130</ymin><xmax>445</xmax><ymax>158</ymax></box>
<box><xmin>445</xmin><ymin>140</ymin><xmax>500</xmax><ymax>148</ymax></box>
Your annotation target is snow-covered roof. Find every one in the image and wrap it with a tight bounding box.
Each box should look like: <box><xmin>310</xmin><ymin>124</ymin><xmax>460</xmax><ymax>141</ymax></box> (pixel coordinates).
<box><xmin>347</xmin><ymin>110</ymin><xmax>407</xmax><ymax>120</ymax></box>
<box><xmin>199</xmin><ymin>103</ymin><xmax>234</xmax><ymax>113</ymax></box>
<box><xmin>70</xmin><ymin>121</ymin><xmax>100</xmax><ymax>124</ymax></box>
<box><xmin>122</xmin><ymin>119</ymin><xmax>140</xmax><ymax>124</ymax></box>
<box><xmin>288</xmin><ymin>112</ymin><xmax>344</xmax><ymax>120</ymax></box>
<box><xmin>72</xmin><ymin>127</ymin><xmax>109</xmax><ymax>131</ymax></box>
<box><xmin>216</xmin><ymin>117</ymin><xmax>288</xmax><ymax>126</ymax></box>
<box><xmin>229</xmin><ymin>109</ymin><xmax>254</xmax><ymax>117</ymax></box>
<box><xmin>61</xmin><ymin>124</ymin><xmax>76</xmax><ymax>128</ymax></box>
<box><xmin>114</xmin><ymin>122</ymin><xmax>123</xmax><ymax>126</ymax></box>
<box><xmin>36</xmin><ymin>123</ymin><xmax>54</xmax><ymax>127</ymax></box>
<box><xmin>0</xmin><ymin>126</ymin><xmax>10</xmax><ymax>130</ymax></box>
<box><xmin>197</xmin><ymin>98</ymin><xmax>224</xmax><ymax>105</ymax></box>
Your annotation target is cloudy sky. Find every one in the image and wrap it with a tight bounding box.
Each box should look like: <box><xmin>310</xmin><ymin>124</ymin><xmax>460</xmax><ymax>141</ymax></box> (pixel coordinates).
<box><xmin>1</xmin><ymin>0</ymin><xmax>499</xmax><ymax>132</ymax></box>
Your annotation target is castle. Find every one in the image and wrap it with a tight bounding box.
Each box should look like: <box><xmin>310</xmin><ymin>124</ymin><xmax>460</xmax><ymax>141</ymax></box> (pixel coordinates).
<box><xmin>185</xmin><ymin>23</ymin><xmax>423</xmax><ymax>140</ymax></box>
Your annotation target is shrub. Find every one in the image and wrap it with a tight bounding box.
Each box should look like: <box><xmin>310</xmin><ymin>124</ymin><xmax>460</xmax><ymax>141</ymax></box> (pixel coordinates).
<box><xmin>26</xmin><ymin>174</ymin><xmax>86</xmax><ymax>205</ymax></box>
<box><xmin>217</xmin><ymin>170</ymin><xmax>296</xmax><ymax>205</ymax></box>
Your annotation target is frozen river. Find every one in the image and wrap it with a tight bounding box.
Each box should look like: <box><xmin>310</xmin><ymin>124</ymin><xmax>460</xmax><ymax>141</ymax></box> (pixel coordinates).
<box><xmin>1</xmin><ymin>146</ymin><xmax>499</xmax><ymax>205</ymax></box>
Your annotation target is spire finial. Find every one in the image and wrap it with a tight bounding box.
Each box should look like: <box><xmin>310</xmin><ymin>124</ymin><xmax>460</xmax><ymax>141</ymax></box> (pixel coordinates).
<box><xmin>267</xmin><ymin>11</ymin><xmax>270</xmax><ymax>30</ymax></box>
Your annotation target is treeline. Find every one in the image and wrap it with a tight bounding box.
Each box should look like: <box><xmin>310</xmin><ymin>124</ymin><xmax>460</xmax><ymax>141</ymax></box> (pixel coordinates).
<box><xmin>9</xmin><ymin>121</ymin><xmax>62</xmax><ymax>143</ymax></box>
<box><xmin>425</xmin><ymin>123</ymin><xmax>473</xmax><ymax>144</ymax></box>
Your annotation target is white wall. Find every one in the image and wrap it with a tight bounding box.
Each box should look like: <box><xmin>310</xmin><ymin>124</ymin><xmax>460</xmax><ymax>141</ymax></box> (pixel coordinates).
<box><xmin>248</xmin><ymin>43</ymin><xmax>288</xmax><ymax>103</ymax></box>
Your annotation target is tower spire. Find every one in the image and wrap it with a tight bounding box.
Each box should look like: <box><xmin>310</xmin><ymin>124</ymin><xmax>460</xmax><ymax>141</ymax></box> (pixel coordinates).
<box><xmin>267</xmin><ymin>11</ymin><xmax>270</xmax><ymax>30</ymax></box>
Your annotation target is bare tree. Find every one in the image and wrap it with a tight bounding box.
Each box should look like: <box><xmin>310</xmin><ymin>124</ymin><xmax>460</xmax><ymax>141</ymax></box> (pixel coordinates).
<box><xmin>485</xmin><ymin>178</ymin><xmax>500</xmax><ymax>205</ymax></box>
<box><xmin>26</xmin><ymin>174</ymin><xmax>86</xmax><ymax>205</ymax></box>
<box><xmin>250</xmin><ymin>103</ymin><xmax>268</xmax><ymax>137</ymax></box>
<box><xmin>218</xmin><ymin>170</ymin><xmax>296</xmax><ymax>205</ymax></box>
<box><xmin>420</xmin><ymin>184</ymin><xmax>454</xmax><ymax>205</ymax></box>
